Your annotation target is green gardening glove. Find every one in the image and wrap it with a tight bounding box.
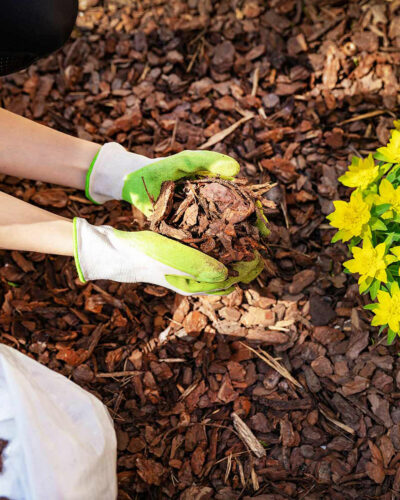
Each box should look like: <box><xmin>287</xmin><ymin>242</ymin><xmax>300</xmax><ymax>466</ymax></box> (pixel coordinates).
<box><xmin>85</xmin><ymin>143</ymin><xmax>240</xmax><ymax>216</ymax></box>
<box><xmin>169</xmin><ymin>251</ymin><xmax>265</xmax><ymax>296</ymax></box>
<box><xmin>73</xmin><ymin>218</ymin><xmax>263</xmax><ymax>296</ymax></box>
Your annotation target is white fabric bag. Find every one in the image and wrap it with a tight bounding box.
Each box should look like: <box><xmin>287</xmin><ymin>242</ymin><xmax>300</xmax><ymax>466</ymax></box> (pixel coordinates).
<box><xmin>0</xmin><ymin>344</ymin><xmax>117</xmax><ymax>500</ymax></box>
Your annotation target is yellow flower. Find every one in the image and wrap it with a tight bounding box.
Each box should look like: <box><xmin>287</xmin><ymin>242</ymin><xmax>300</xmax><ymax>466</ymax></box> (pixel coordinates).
<box><xmin>377</xmin><ymin>129</ymin><xmax>400</xmax><ymax>163</ymax></box>
<box><xmin>372</xmin><ymin>282</ymin><xmax>400</xmax><ymax>332</ymax></box>
<box><xmin>344</xmin><ymin>239</ymin><xmax>396</xmax><ymax>284</ymax></box>
<box><xmin>338</xmin><ymin>154</ymin><xmax>379</xmax><ymax>190</ymax></box>
<box><xmin>327</xmin><ymin>190</ymin><xmax>371</xmax><ymax>242</ymax></box>
<box><xmin>375</xmin><ymin>178</ymin><xmax>400</xmax><ymax>218</ymax></box>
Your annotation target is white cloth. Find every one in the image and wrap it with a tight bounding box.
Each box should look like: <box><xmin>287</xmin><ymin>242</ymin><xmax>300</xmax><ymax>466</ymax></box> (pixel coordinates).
<box><xmin>75</xmin><ymin>218</ymin><xmax>193</xmax><ymax>294</ymax></box>
<box><xmin>88</xmin><ymin>142</ymin><xmax>164</xmax><ymax>203</ymax></box>
<box><xmin>0</xmin><ymin>344</ymin><xmax>117</xmax><ymax>500</ymax></box>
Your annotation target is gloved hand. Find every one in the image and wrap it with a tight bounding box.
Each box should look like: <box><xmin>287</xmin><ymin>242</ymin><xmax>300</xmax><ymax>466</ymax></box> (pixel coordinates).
<box><xmin>85</xmin><ymin>143</ymin><xmax>240</xmax><ymax>216</ymax></box>
<box><xmin>83</xmin><ymin>143</ymin><xmax>263</xmax><ymax>294</ymax></box>
<box><xmin>73</xmin><ymin>218</ymin><xmax>263</xmax><ymax>296</ymax></box>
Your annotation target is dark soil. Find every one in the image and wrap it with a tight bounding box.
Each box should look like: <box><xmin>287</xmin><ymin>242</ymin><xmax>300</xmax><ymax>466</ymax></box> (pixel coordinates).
<box><xmin>1</xmin><ymin>1</ymin><xmax>400</xmax><ymax>499</ymax></box>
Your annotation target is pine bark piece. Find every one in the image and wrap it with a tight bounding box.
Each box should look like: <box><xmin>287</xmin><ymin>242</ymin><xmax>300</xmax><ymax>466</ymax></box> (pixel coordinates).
<box><xmin>136</xmin><ymin>457</ymin><xmax>166</xmax><ymax>485</ymax></box>
<box><xmin>218</xmin><ymin>374</ymin><xmax>238</xmax><ymax>403</ymax></box>
<box><xmin>182</xmin><ymin>203</ymin><xmax>199</xmax><ymax>227</ymax></box>
<box><xmin>183</xmin><ymin>311</ymin><xmax>207</xmax><ymax>335</ymax></box>
<box><xmin>148</xmin><ymin>180</ymin><xmax>175</xmax><ymax>226</ymax></box>
<box><xmin>366</xmin><ymin>461</ymin><xmax>385</xmax><ymax>484</ymax></box>
<box><xmin>171</xmin><ymin>193</ymin><xmax>195</xmax><ymax>224</ymax></box>
<box><xmin>198</xmin><ymin>182</ymin><xmax>254</xmax><ymax>223</ymax></box>
<box><xmin>342</xmin><ymin>376</ymin><xmax>370</xmax><ymax>396</ymax></box>
<box><xmin>288</xmin><ymin>269</ymin><xmax>316</xmax><ymax>294</ymax></box>
<box><xmin>231</xmin><ymin>411</ymin><xmax>266</xmax><ymax>459</ymax></box>
<box><xmin>157</xmin><ymin>220</ymin><xmax>191</xmax><ymax>240</ymax></box>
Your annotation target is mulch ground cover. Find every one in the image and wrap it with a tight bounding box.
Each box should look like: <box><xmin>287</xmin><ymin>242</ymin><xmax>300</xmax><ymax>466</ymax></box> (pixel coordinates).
<box><xmin>1</xmin><ymin>0</ymin><xmax>400</xmax><ymax>498</ymax></box>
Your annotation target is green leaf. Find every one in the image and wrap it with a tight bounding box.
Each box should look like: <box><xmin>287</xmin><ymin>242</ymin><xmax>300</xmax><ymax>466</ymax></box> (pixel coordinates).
<box><xmin>372</xmin><ymin>204</ymin><xmax>391</xmax><ymax>217</ymax></box>
<box><xmin>7</xmin><ymin>281</ymin><xmax>19</xmax><ymax>288</ymax></box>
<box><xmin>255</xmin><ymin>201</ymin><xmax>270</xmax><ymax>237</ymax></box>
<box><xmin>256</xmin><ymin>217</ymin><xmax>270</xmax><ymax>237</ymax></box>
<box><xmin>359</xmin><ymin>277</ymin><xmax>373</xmax><ymax>294</ymax></box>
<box><xmin>387</xmin><ymin>164</ymin><xmax>400</xmax><ymax>183</ymax></box>
<box><xmin>388</xmin><ymin>265</ymin><xmax>400</xmax><ymax>278</ymax></box>
<box><xmin>331</xmin><ymin>231</ymin><xmax>342</xmax><ymax>243</ymax></box>
<box><xmin>370</xmin><ymin>218</ymin><xmax>387</xmax><ymax>231</ymax></box>
<box><xmin>380</xmin><ymin>162</ymin><xmax>393</xmax><ymax>175</ymax></box>
<box><xmin>379</xmin><ymin>325</ymin><xmax>386</xmax><ymax>335</ymax></box>
<box><xmin>374</xmin><ymin>151</ymin><xmax>392</xmax><ymax>162</ymax></box>
<box><xmin>369</xmin><ymin>279</ymin><xmax>380</xmax><ymax>300</ymax></box>
<box><xmin>364</xmin><ymin>302</ymin><xmax>379</xmax><ymax>311</ymax></box>
<box><xmin>384</xmin><ymin>233</ymin><xmax>396</xmax><ymax>249</ymax></box>
<box><xmin>387</xmin><ymin>329</ymin><xmax>397</xmax><ymax>345</ymax></box>
<box><xmin>348</xmin><ymin>237</ymin><xmax>361</xmax><ymax>251</ymax></box>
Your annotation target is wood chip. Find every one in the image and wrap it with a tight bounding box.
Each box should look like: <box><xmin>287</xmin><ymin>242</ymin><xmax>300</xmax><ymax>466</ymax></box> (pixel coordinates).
<box><xmin>231</xmin><ymin>411</ymin><xmax>266</xmax><ymax>459</ymax></box>
<box><xmin>199</xmin><ymin>114</ymin><xmax>254</xmax><ymax>150</ymax></box>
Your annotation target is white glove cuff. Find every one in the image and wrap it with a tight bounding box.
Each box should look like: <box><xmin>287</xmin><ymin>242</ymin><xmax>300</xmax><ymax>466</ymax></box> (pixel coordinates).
<box><xmin>73</xmin><ymin>218</ymin><xmax>191</xmax><ymax>289</ymax></box>
<box><xmin>86</xmin><ymin>142</ymin><xmax>157</xmax><ymax>204</ymax></box>
<box><xmin>73</xmin><ymin>217</ymin><xmax>118</xmax><ymax>282</ymax></box>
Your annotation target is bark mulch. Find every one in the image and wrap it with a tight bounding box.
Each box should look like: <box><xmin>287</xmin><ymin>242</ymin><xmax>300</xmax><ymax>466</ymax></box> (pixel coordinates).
<box><xmin>148</xmin><ymin>177</ymin><xmax>270</xmax><ymax>265</ymax></box>
<box><xmin>1</xmin><ymin>1</ymin><xmax>400</xmax><ymax>499</ymax></box>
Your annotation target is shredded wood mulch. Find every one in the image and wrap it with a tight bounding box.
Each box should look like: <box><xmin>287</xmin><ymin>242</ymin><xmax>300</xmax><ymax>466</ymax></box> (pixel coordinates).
<box><xmin>1</xmin><ymin>1</ymin><xmax>400</xmax><ymax>499</ymax></box>
<box><xmin>149</xmin><ymin>178</ymin><xmax>270</xmax><ymax>266</ymax></box>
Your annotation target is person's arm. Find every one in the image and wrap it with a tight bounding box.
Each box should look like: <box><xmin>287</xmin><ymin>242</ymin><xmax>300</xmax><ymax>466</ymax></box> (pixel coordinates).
<box><xmin>0</xmin><ymin>191</ymin><xmax>264</xmax><ymax>295</ymax></box>
<box><xmin>0</xmin><ymin>108</ymin><xmax>100</xmax><ymax>189</ymax></box>
<box><xmin>0</xmin><ymin>191</ymin><xmax>73</xmax><ymax>255</ymax></box>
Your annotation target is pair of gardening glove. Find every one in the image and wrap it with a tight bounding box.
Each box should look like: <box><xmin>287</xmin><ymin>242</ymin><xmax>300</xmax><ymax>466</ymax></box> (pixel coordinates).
<box><xmin>74</xmin><ymin>143</ymin><xmax>264</xmax><ymax>295</ymax></box>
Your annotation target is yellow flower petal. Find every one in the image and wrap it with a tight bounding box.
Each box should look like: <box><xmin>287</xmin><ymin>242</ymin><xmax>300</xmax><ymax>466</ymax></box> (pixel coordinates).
<box><xmin>338</xmin><ymin>154</ymin><xmax>379</xmax><ymax>190</ymax></box>
<box><xmin>388</xmin><ymin>317</ymin><xmax>400</xmax><ymax>332</ymax></box>
<box><xmin>345</xmin><ymin>239</ymin><xmax>391</xmax><ymax>284</ymax></box>
<box><xmin>344</xmin><ymin>259</ymin><xmax>358</xmax><ymax>273</ymax></box>
<box><xmin>373</xmin><ymin>286</ymin><xmax>400</xmax><ymax>334</ymax></box>
<box><xmin>385</xmin><ymin>255</ymin><xmax>397</xmax><ymax>265</ymax></box>
<box><xmin>375</xmin><ymin>269</ymin><xmax>387</xmax><ymax>283</ymax></box>
<box><xmin>377</xmin><ymin>130</ymin><xmax>400</xmax><ymax>163</ymax></box>
<box><xmin>375</xmin><ymin>178</ymin><xmax>400</xmax><ymax>214</ymax></box>
<box><xmin>327</xmin><ymin>191</ymin><xmax>371</xmax><ymax>241</ymax></box>
<box><xmin>375</xmin><ymin>243</ymin><xmax>386</xmax><ymax>258</ymax></box>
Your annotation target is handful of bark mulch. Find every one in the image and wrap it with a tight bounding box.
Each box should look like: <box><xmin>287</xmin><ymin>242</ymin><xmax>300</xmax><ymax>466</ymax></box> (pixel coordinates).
<box><xmin>148</xmin><ymin>177</ymin><xmax>272</xmax><ymax>269</ymax></box>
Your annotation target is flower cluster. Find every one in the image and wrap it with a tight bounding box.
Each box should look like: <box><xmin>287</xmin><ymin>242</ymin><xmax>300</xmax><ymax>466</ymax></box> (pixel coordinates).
<box><xmin>328</xmin><ymin>123</ymin><xmax>400</xmax><ymax>344</ymax></box>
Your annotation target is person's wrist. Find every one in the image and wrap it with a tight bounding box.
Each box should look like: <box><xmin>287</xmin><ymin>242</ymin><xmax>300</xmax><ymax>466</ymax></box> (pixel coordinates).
<box><xmin>73</xmin><ymin>217</ymin><xmax>122</xmax><ymax>282</ymax></box>
<box><xmin>85</xmin><ymin>143</ymin><xmax>157</xmax><ymax>204</ymax></box>
<box><xmin>85</xmin><ymin>143</ymin><xmax>127</xmax><ymax>204</ymax></box>
<box><xmin>73</xmin><ymin>219</ymin><xmax>148</xmax><ymax>285</ymax></box>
